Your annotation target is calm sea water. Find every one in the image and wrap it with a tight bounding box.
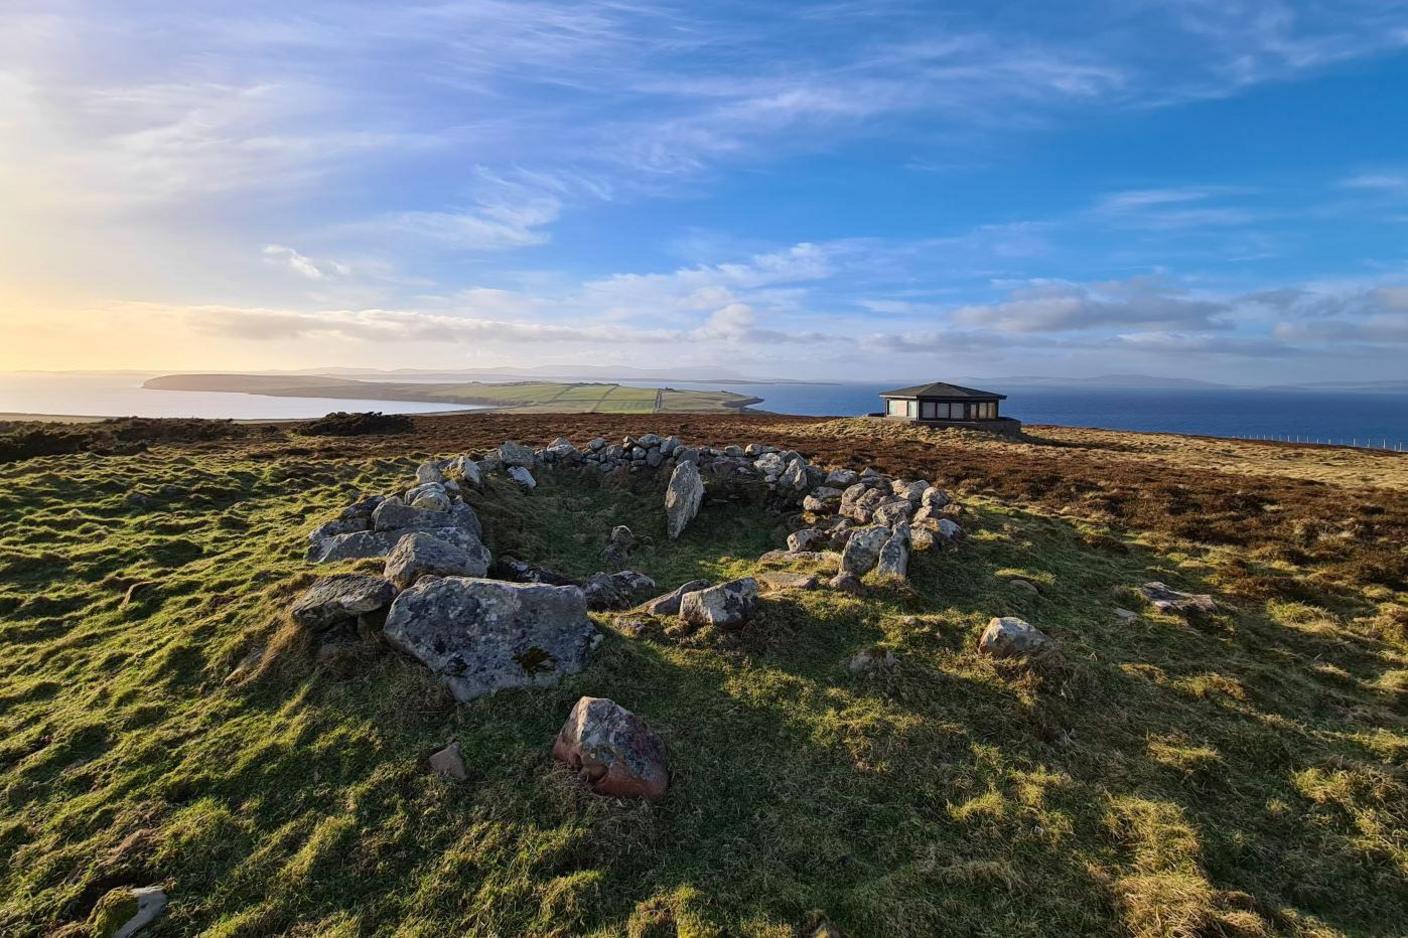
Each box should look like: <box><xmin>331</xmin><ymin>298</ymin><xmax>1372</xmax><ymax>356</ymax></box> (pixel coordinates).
<box><xmin>639</xmin><ymin>381</ymin><xmax>1408</xmax><ymax>448</ymax></box>
<box><xmin>4</xmin><ymin>373</ymin><xmax>1405</xmax><ymax>446</ymax></box>
<box><xmin>0</xmin><ymin>373</ymin><xmax>485</xmax><ymax>420</ymax></box>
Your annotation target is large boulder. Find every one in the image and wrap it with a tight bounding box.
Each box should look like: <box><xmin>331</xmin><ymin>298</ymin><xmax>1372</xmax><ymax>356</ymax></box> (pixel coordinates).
<box><xmin>664</xmin><ymin>461</ymin><xmax>705</xmax><ymax>539</ymax></box>
<box><xmin>553</xmin><ymin>696</ymin><xmax>669</xmax><ymax>800</ymax></box>
<box><xmin>383</xmin><ymin>578</ymin><xmax>597</xmax><ymax>702</ymax></box>
<box><xmin>978</xmin><ymin>616</ymin><xmax>1051</xmax><ymax>658</ymax></box>
<box><xmin>383</xmin><ymin>531</ymin><xmax>491</xmax><ymax>589</ymax></box>
<box><xmin>839</xmin><ymin>525</ymin><xmax>890</xmax><ymax>577</ymax></box>
<box><xmin>291</xmin><ymin>574</ymin><xmax>396</xmax><ymax>631</ymax></box>
<box><xmin>679</xmin><ymin>577</ymin><xmax>760</xmax><ymax>630</ymax></box>
<box><xmin>583</xmin><ymin>570</ymin><xmax>657</xmax><ymax>611</ymax></box>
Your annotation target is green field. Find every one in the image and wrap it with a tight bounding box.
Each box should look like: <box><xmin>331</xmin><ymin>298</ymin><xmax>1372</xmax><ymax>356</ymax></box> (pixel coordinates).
<box><xmin>141</xmin><ymin>375</ymin><xmax>758</xmax><ymax>414</ymax></box>
<box><xmin>1</xmin><ymin>422</ymin><xmax>1405</xmax><ymax>936</ymax></box>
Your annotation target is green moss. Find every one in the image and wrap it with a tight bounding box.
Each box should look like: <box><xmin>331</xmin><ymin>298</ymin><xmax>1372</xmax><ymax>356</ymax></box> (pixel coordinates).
<box><xmin>87</xmin><ymin>890</ymin><xmax>138</xmax><ymax>937</ymax></box>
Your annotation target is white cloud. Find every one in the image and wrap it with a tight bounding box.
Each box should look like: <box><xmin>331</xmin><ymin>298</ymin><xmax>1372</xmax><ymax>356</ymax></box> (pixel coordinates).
<box><xmin>262</xmin><ymin>244</ymin><xmax>350</xmax><ymax>280</ymax></box>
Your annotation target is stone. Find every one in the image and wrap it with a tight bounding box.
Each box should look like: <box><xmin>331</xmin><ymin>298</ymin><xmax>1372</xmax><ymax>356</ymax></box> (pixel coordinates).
<box><xmin>374</xmin><ymin>498</ymin><xmax>443</xmax><ymax>532</ymax></box>
<box><xmin>664</xmin><ymin>461</ymin><xmax>706</xmax><ymax>540</ymax></box>
<box><xmin>1114</xmin><ymin>607</ymin><xmax>1140</xmax><ymax>622</ymax></box>
<box><xmin>291</xmin><ymin>574</ymin><xmax>396</xmax><ymax>631</ymax></box>
<box><xmin>383</xmin><ymin>578</ymin><xmax>598</xmax><ymax>702</ymax></box>
<box><xmin>825</xmin><ymin>468</ymin><xmax>860</xmax><ymax>487</ymax></box>
<box><xmin>645</xmin><ymin>447</ymin><xmax>664</xmax><ymax>467</ymax></box>
<box><xmin>661</xmin><ymin>435</ymin><xmax>681</xmax><ymax>456</ymax></box>
<box><xmin>1138</xmin><ymin>582</ymin><xmax>1218</xmax><ymax>617</ymax></box>
<box><xmin>492</xmin><ymin>557</ymin><xmax>578</xmax><ymax>586</ymax></box>
<box><xmin>754</xmin><ymin>452</ymin><xmax>787</xmax><ymax>476</ymax></box>
<box><xmin>724</xmin><ymin>444</ymin><xmax>745</xmax><ymax>458</ymax></box>
<box><xmin>909</xmin><ymin>525</ymin><xmax>935</xmax><ymax>551</ymax></box>
<box><xmin>979</xmin><ymin>616</ymin><xmax>1051</xmax><ymax>658</ymax></box>
<box><xmin>429</xmin><ymin>741</ymin><xmax>468</xmax><ymax>781</ymax></box>
<box><xmin>584</xmin><ymin>570</ymin><xmax>657</xmax><ymax>611</ymax></box>
<box><xmin>921</xmin><ymin>486</ymin><xmax>949</xmax><ymax>509</ymax></box>
<box><xmin>416</xmin><ymin>460</ymin><xmax>444</xmax><ymax>484</ymax></box>
<box><xmin>828</xmin><ymin>572</ymin><xmax>864</xmax><ymax>595</ymax></box>
<box><xmin>587</xmin><ymin>437</ymin><xmax>607</xmax><ymax>451</ymax></box>
<box><xmin>760</xmin><ymin>571</ymin><xmax>819</xmax><ymax>592</ymax></box>
<box><xmin>1008</xmin><ymin>578</ymin><xmax>1040</xmax><ymax>594</ymax></box>
<box><xmin>841</xmin><ymin>487</ymin><xmax>886</xmax><ymax>523</ymax></box>
<box><xmin>498</xmin><ymin>440</ymin><xmax>536</xmax><ymax>468</ymax></box>
<box><xmin>637</xmin><ymin>433</ymin><xmax>663</xmax><ymax>448</ymax></box>
<box><xmin>674</xmin><ymin>445</ymin><xmax>700</xmax><ymax>464</ymax></box>
<box><xmin>308</xmin><ymin>529</ymin><xmax>402</xmax><ymax>563</ymax></box>
<box><xmin>410</xmin><ymin>488</ymin><xmax>451</xmax><ymax>512</ymax></box>
<box><xmin>840</xmin><ymin>525</ymin><xmax>890</xmax><ymax>577</ymax></box>
<box><xmin>936</xmin><ymin>518</ymin><xmax>963</xmax><ymax>541</ymax></box>
<box><xmin>846</xmin><ymin>647</ymin><xmax>897</xmax><ymax>675</ymax></box>
<box><xmin>457</xmin><ymin>457</ymin><xmax>483</xmax><ymax>486</ymax></box>
<box><xmin>874</xmin><ymin>525</ymin><xmax>910</xmax><ymax>580</ymax></box>
<box><xmin>602</xmin><ymin>524</ymin><xmax>635</xmax><ymax>571</ymax></box>
<box><xmin>679</xmin><ymin>577</ymin><xmax>760</xmax><ymax>630</ymax></box>
<box><xmin>872</xmin><ymin>498</ymin><xmax>913</xmax><ymax>527</ymax></box>
<box><xmin>545</xmin><ymin>440</ymin><xmax>578</xmax><ymax>460</ymax></box>
<box><xmin>637</xmin><ymin>578</ymin><xmax>711</xmax><ymax>616</ymax></box>
<box><xmin>787</xmin><ymin>527</ymin><xmax>828</xmax><ymax>553</ymax></box>
<box><xmin>779</xmin><ymin>457</ymin><xmax>809</xmax><ymax>491</ymax></box>
<box><xmin>507</xmin><ymin>466</ymin><xmax>537</xmax><ymax>489</ymax></box>
<box><xmin>384</xmin><ymin>531</ymin><xmax>490</xmax><ymax>589</ymax></box>
<box><xmin>553</xmin><ymin>696</ymin><xmax>669</xmax><ymax>800</ymax></box>
<box><xmin>892</xmin><ymin>479</ymin><xmax>928</xmax><ymax>504</ymax></box>
<box><xmin>89</xmin><ymin>884</ymin><xmax>167</xmax><ymax>938</ymax></box>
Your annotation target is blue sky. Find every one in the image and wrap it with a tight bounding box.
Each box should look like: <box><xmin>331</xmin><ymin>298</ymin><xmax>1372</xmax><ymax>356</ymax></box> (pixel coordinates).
<box><xmin>2</xmin><ymin>0</ymin><xmax>1407</xmax><ymax>382</ymax></box>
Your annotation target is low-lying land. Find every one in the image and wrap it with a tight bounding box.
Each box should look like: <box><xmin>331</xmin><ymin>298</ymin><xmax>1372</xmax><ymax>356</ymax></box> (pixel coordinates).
<box><xmin>142</xmin><ymin>374</ymin><xmax>761</xmax><ymax>414</ymax></box>
<box><xmin>1</xmin><ymin>413</ymin><xmax>1405</xmax><ymax>937</ymax></box>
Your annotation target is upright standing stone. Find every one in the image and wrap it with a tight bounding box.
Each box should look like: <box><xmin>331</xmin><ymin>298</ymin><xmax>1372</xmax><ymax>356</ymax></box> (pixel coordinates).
<box><xmin>664</xmin><ymin>461</ymin><xmax>705</xmax><ymax>539</ymax></box>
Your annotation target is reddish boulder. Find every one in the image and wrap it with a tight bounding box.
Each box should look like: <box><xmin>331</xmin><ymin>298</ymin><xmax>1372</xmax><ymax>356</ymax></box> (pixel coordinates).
<box><xmin>552</xmin><ymin>696</ymin><xmax>669</xmax><ymax>801</ymax></box>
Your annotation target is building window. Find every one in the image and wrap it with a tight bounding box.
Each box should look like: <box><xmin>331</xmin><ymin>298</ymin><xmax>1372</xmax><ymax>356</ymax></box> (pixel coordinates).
<box><xmin>887</xmin><ymin>398</ymin><xmax>907</xmax><ymax>417</ymax></box>
<box><xmin>936</xmin><ymin>402</ymin><xmax>952</xmax><ymax>419</ymax></box>
<box><xmin>920</xmin><ymin>401</ymin><xmax>936</xmax><ymax>419</ymax></box>
<box><xmin>908</xmin><ymin>399</ymin><xmax>917</xmax><ymax>417</ymax></box>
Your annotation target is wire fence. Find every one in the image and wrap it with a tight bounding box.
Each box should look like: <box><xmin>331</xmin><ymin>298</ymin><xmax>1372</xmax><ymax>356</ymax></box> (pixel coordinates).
<box><xmin>1228</xmin><ymin>433</ymin><xmax>1406</xmax><ymax>451</ymax></box>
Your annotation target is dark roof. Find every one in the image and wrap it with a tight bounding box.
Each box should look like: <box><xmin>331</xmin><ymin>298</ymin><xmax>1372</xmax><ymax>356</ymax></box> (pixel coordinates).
<box><xmin>879</xmin><ymin>381</ymin><xmax>1006</xmax><ymax>400</ymax></box>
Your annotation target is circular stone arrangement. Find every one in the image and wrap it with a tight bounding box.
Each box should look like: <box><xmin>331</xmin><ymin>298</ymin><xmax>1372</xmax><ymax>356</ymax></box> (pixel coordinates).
<box><xmin>291</xmin><ymin>433</ymin><xmax>976</xmax><ymax>800</ymax></box>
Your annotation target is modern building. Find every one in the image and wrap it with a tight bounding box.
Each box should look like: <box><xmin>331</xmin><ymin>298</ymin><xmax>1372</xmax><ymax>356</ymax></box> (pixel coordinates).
<box><xmin>877</xmin><ymin>381</ymin><xmax>1021</xmax><ymax>435</ymax></box>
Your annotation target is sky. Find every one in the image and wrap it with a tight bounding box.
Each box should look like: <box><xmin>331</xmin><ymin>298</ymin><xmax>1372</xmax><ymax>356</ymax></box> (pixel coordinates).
<box><xmin>2</xmin><ymin>1</ymin><xmax>1407</xmax><ymax>383</ymax></box>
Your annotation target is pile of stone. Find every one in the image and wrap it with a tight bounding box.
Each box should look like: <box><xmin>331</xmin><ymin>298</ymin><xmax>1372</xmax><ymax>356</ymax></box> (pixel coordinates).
<box><xmin>289</xmin><ymin>433</ymin><xmax>974</xmax><ymax>802</ymax></box>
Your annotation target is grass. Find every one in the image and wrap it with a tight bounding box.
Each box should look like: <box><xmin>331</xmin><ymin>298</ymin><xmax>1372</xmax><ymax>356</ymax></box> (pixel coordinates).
<box><xmin>1</xmin><ymin>419</ymin><xmax>1406</xmax><ymax>936</ymax></box>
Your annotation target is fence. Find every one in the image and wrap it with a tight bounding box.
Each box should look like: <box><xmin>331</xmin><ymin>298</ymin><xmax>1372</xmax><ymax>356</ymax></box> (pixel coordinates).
<box><xmin>1229</xmin><ymin>433</ymin><xmax>1406</xmax><ymax>451</ymax></box>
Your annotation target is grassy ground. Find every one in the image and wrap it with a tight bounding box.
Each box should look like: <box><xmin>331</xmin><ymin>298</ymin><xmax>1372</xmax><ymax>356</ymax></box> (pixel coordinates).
<box><xmin>0</xmin><ymin>418</ymin><xmax>1405</xmax><ymax>936</ymax></box>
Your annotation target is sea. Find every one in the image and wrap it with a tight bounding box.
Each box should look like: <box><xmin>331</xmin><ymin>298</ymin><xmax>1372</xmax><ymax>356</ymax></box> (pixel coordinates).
<box><xmin>0</xmin><ymin>372</ymin><xmax>487</xmax><ymax>421</ymax></box>
<box><xmin>2</xmin><ymin>373</ymin><xmax>1406</xmax><ymax>448</ymax></box>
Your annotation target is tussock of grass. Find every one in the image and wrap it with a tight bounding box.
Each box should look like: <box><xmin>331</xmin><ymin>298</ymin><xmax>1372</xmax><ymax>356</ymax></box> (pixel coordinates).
<box><xmin>1</xmin><ymin>424</ymin><xmax>1406</xmax><ymax>936</ymax></box>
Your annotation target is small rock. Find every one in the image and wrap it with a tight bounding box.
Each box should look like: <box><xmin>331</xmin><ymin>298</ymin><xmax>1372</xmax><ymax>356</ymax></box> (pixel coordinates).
<box><xmin>457</xmin><ymin>457</ymin><xmax>483</xmax><ymax>486</ymax></box>
<box><xmin>383</xmin><ymin>531</ymin><xmax>490</xmax><ymax>589</ymax></box>
<box><xmin>825</xmin><ymin>468</ymin><xmax>859</xmax><ymax>487</ymax></box>
<box><xmin>507</xmin><ymin>465</ymin><xmax>537</xmax><ymax>489</ymax></box>
<box><xmin>429</xmin><ymin>741</ymin><xmax>468</xmax><ymax>781</ymax></box>
<box><xmin>409</xmin><ymin>488</ymin><xmax>451</xmax><ymax>512</ymax></box>
<box><xmin>936</xmin><ymin>518</ymin><xmax>963</xmax><ymax>540</ymax></box>
<box><xmin>909</xmin><ymin>525</ymin><xmax>935</xmax><ymax>551</ymax></box>
<box><xmin>921</xmin><ymin>486</ymin><xmax>950</xmax><ymax>509</ymax></box>
<box><xmin>415</xmin><ymin>460</ymin><xmax>444</xmax><ymax>484</ymax></box>
<box><xmin>828</xmin><ymin>572</ymin><xmax>864</xmax><ymax>595</ymax></box>
<box><xmin>602</xmin><ymin>524</ymin><xmax>636</xmax><ymax>571</ymax></box>
<box><xmin>1008</xmin><ymin>578</ymin><xmax>1040</xmax><ymax>594</ymax></box>
<box><xmin>839</xmin><ymin>525</ymin><xmax>890</xmax><ymax>577</ymax></box>
<box><xmin>787</xmin><ymin>528</ymin><xmax>828</xmax><ymax>553</ymax></box>
<box><xmin>779</xmin><ymin>457</ymin><xmax>809</xmax><ymax>491</ymax></box>
<box><xmin>498</xmin><ymin>440</ymin><xmax>536</xmax><ymax>468</ymax></box>
<box><xmin>874</xmin><ymin>525</ymin><xmax>910</xmax><ymax>580</ymax></box>
<box><xmin>583</xmin><ymin>570</ymin><xmax>657</xmax><ymax>611</ymax></box>
<box><xmin>291</xmin><ymin>574</ymin><xmax>396</xmax><ymax>631</ymax></box>
<box><xmin>89</xmin><ymin>885</ymin><xmax>167</xmax><ymax>938</ymax></box>
<box><xmin>679</xmin><ymin>577</ymin><xmax>760</xmax><ymax>630</ymax></box>
<box><xmin>1137</xmin><ymin>582</ymin><xmax>1217</xmax><ymax>617</ymax></box>
<box><xmin>846</xmin><ymin>647</ymin><xmax>897</xmax><ymax>675</ymax></box>
<box><xmin>1114</xmin><ymin>607</ymin><xmax>1139</xmax><ymax>622</ymax></box>
<box><xmin>978</xmin><ymin>616</ymin><xmax>1051</xmax><ymax>658</ymax></box>
<box><xmin>553</xmin><ymin>696</ymin><xmax>669</xmax><ymax>800</ymax></box>
<box><xmin>759</xmin><ymin>571</ymin><xmax>819</xmax><ymax>592</ymax></box>
<box><xmin>872</xmin><ymin>498</ymin><xmax>913</xmax><ymax>527</ymax></box>
<box><xmin>637</xmin><ymin>578</ymin><xmax>711</xmax><ymax>616</ymax></box>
